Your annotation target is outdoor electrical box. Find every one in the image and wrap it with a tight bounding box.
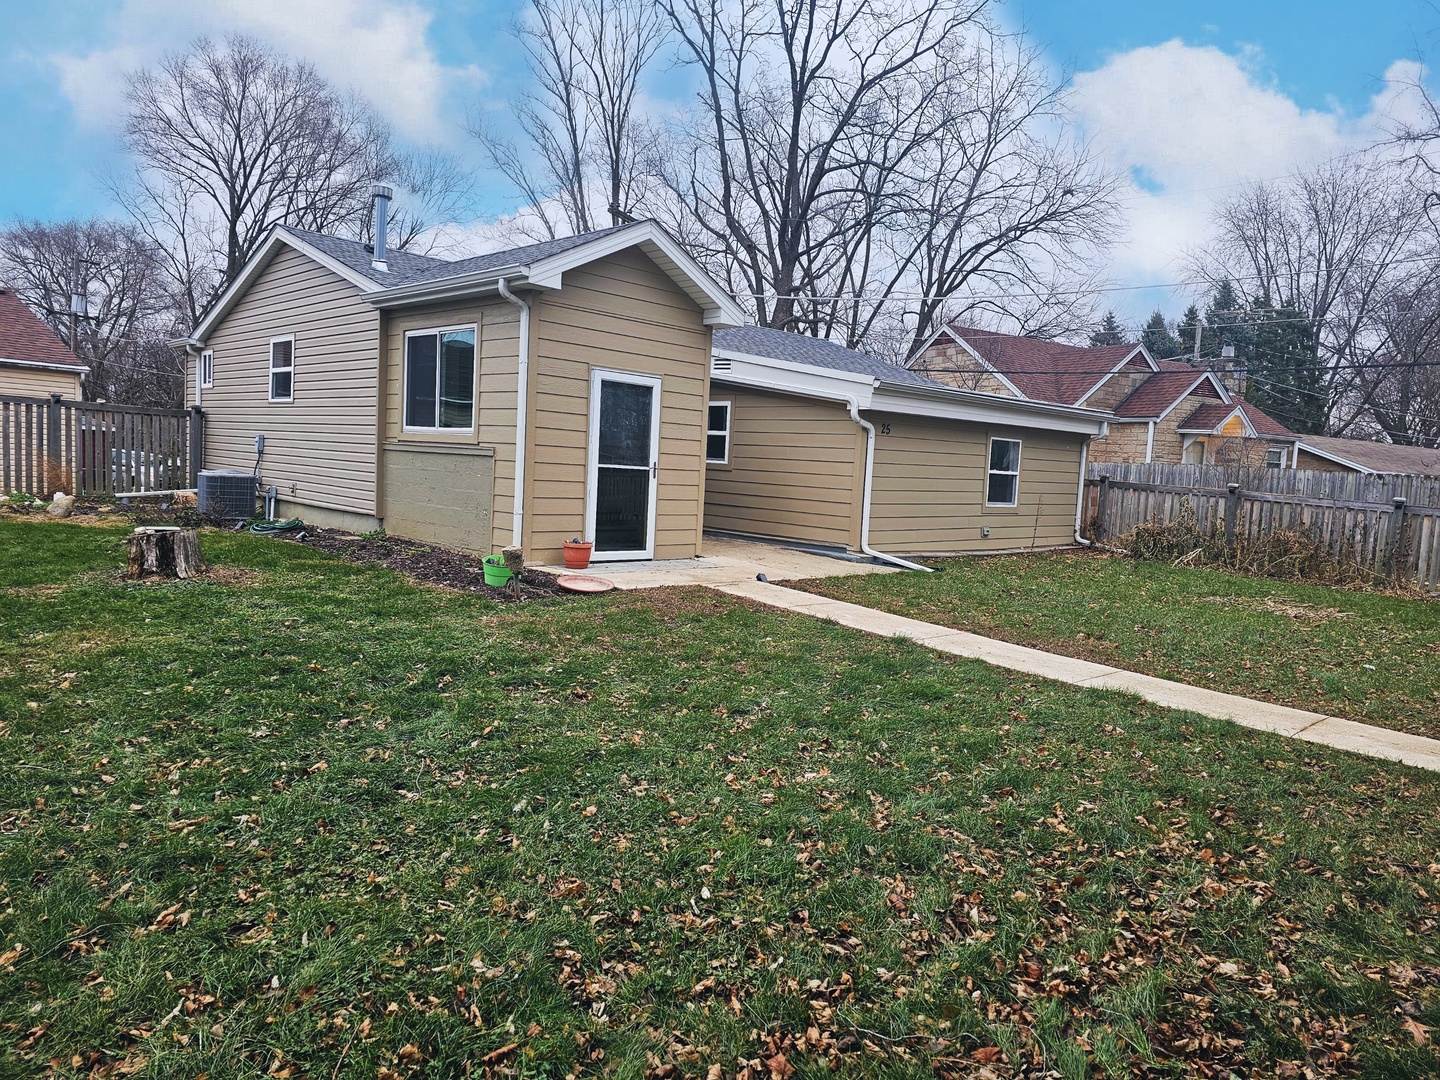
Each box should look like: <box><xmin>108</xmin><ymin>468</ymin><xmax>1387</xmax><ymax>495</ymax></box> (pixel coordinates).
<box><xmin>254</xmin><ymin>433</ymin><xmax>265</xmax><ymax>456</ymax></box>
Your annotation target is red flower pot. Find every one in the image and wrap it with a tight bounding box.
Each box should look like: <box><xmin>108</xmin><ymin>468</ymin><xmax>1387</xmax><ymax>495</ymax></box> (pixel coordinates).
<box><xmin>562</xmin><ymin>540</ymin><xmax>593</xmax><ymax>570</ymax></box>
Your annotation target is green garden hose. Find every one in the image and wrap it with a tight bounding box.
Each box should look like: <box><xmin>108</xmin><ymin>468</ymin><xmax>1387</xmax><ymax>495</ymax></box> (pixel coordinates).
<box><xmin>248</xmin><ymin>517</ymin><xmax>305</xmax><ymax>535</ymax></box>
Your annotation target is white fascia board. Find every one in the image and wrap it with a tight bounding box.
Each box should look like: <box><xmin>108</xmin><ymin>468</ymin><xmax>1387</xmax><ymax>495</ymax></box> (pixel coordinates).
<box><xmin>361</xmin><ymin>266</ymin><xmax>532</xmax><ymax>308</ymax></box>
<box><xmin>0</xmin><ymin>356</ymin><xmax>90</xmax><ymax>375</ymax></box>
<box><xmin>868</xmin><ymin>385</ymin><xmax>1109</xmax><ymax>436</ymax></box>
<box><xmin>188</xmin><ymin>228</ymin><xmax>381</xmax><ymax>344</ymax></box>
<box><xmin>942</xmin><ymin>329</ymin><xmax>1028</xmax><ymax>399</ymax></box>
<box><xmin>1075</xmin><ymin>345</ymin><xmax>1154</xmax><ymax>407</ymax></box>
<box><xmin>1296</xmin><ymin>441</ymin><xmax>1372</xmax><ymax>473</ymax></box>
<box><xmin>527</xmin><ymin>221</ymin><xmax>748</xmax><ymax>327</ymax></box>
<box><xmin>1177</xmin><ymin>404</ymin><xmax>1256</xmax><ymax>437</ymax></box>
<box><xmin>711</xmin><ymin>349</ymin><xmax>877</xmax><ymax>406</ymax></box>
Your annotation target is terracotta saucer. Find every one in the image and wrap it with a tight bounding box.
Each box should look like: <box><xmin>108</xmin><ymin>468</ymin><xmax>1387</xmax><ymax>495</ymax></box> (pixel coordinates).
<box><xmin>556</xmin><ymin>574</ymin><xmax>616</xmax><ymax>593</ymax></box>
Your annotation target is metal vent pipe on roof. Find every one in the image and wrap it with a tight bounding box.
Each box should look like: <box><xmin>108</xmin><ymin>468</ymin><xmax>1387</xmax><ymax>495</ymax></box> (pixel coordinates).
<box><xmin>371</xmin><ymin>183</ymin><xmax>394</xmax><ymax>272</ymax></box>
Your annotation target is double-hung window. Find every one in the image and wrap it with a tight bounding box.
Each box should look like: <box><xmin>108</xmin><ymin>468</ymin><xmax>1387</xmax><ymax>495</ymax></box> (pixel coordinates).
<box><xmin>268</xmin><ymin>337</ymin><xmax>294</xmax><ymax>402</ymax></box>
<box><xmin>1265</xmin><ymin>447</ymin><xmax>1286</xmax><ymax>469</ymax></box>
<box><xmin>985</xmin><ymin>437</ymin><xmax>1021</xmax><ymax>507</ymax></box>
<box><xmin>404</xmin><ymin>326</ymin><xmax>476</xmax><ymax>432</ymax></box>
<box><xmin>705</xmin><ymin>401</ymin><xmax>731</xmax><ymax>464</ymax></box>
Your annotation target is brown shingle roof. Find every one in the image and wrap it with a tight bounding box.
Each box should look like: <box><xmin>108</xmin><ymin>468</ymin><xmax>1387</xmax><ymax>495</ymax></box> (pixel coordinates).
<box><xmin>1300</xmin><ymin>435</ymin><xmax>1440</xmax><ymax>475</ymax></box>
<box><xmin>0</xmin><ymin>286</ymin><xmax>85</xmax><ymax>368</ymax></box>
<box><xmin>1112</xmin><ymin>370</ymin><xmax>1221</xmax><ymax>418</ymax></box>
<box><xmin>1178</xmin><ymin>401</ymin><xmax>1294</xmax><ymax>437</ymax></box>
<box><xmin>944</xmin><ymin>326</ymin><xmax>1138</xmax><ymax>405</ymax></box>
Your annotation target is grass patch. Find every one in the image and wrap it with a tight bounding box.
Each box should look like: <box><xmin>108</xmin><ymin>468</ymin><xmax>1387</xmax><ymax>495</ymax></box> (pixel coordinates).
<box><xmin>795</xmin><ymin>550</ymin><xmax>1440</xmax><ymax>742</ymax></box>
<box><xmin>2</xmin><ymin>520</ymin><xmax>1439</xmax><ymax>1078</ymax></box>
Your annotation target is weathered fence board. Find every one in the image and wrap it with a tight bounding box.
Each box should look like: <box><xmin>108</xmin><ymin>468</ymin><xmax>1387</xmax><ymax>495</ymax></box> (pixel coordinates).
<box><xmin>1085</xmin><ymin>462</ymin><xmax>1440</xmax><ymax>593</ymax></box>
<box><xmin>0</xmin><ymin>394</ymin><xmax>201</xmax><ymax>498</ymax></box>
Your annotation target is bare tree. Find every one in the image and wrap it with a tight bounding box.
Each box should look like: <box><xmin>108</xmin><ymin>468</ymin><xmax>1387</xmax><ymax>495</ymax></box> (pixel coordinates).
<box><xmin>0</xmin><ymin>219</ymin><xmax>184</xmax><ymax>406</ymax></box>
<box><xmin>118</xmin><ymin>35</ymin><xmax>470</xmax><ymax>323</ymax></box>
<box><xmin>1191</xmin><ymin>159</ymin><xmax>1425</xmax><ymax>432</ymax></box>
<box><xmin>1347</xmin><ymin>267</ymin><xmax>1440</xmax><ymax>448</ymax></box>
<box><xmin>469</xmin><ymin>0</ymin><xmax>667</xmax><ymax>240</ymax></box>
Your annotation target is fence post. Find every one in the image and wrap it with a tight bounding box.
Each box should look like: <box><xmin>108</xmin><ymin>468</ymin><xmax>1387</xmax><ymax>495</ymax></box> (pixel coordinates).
<box><xmin>1095</xmin><ymin>475</ymin><xmax>1110</xmax><ymax>541</ymax></box>
<box><xmin>1387</xmin><ymin>497</ymin><xmax>1408</xmax><ymax>582</ymax></box>
<box><xmin>45</xmin><ymin>392</ymin><xmax>63</xmax><ymax>494</ymax></box>
<box><xmin>188</xmin><ymin>406</ymin><xmax>204</xmax><ymax>488</ymax></box>
<box><xmin>1224</xmin><ymin>483</ymin><xmax>1241</xmax><ymax>547</ymax></box>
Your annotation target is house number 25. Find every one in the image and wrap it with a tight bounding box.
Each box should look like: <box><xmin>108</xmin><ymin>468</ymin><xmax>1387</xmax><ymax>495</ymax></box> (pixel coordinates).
<box><xmin>879</xmin><ymin>423</ymin><xmax>891</xmax><ymax>435</ymax></box>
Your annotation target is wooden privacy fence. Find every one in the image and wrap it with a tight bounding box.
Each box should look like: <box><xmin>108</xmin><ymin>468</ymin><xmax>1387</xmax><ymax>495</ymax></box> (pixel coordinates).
<box><xmin>1088</xmin><ymin>460</ymin><xmax>1440</xmax><ymax>509</ymax></box>
<box><xmin>1083</xmin><ymin>466</ymin><xmax>1440</xmax><ymax>594</ymax></box>
<box><xmin>0</xmin><ymin>393</ymin><xmax>204</xmax><ymax>498</ymax></box>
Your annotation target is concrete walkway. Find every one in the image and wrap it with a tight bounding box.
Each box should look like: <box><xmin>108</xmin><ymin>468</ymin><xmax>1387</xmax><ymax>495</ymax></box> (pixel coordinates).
<box><xmin>711</xmin><ymin>579</ymin><xmax>1440</xmax><ymax>773</ymax></box>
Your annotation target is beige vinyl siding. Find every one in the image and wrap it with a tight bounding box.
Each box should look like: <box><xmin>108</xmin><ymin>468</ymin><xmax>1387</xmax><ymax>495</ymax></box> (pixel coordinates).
<box><xmin>382</xmin><ymin>296</ymin><xmax>520</xmax><ymax>552</ymax></box>
<box><xmin>0</xmin><ymin>365</ymin><xmax>83</xmax><ymax>400</ymax></box>
<box><xmin>200</xmin><ymin>246</ymin><xmax>379</xmax><ymax>516</ymax></box>
<box><xmin>868</xmin><ymin>415</ymin><xmax>1085</xmax><ymax>553</ymax></box>
<box><xmin>704</xmin><ymin>386</ymin><xmax>862</xmax><ymax>549</ymax></box>
<box><xmin>526</xmin><ymin>247</ymin><xmax>711</xmax><ymax>564</ymax></box>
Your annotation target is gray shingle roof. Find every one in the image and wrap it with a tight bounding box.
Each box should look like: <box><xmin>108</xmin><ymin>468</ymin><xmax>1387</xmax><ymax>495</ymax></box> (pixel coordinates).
<box><xmin>282</xmin><ymin>223</ymin><xmax>638</xmax><ymax>288</ymax></box>
<box><xmin>714</xmin><ymin>326</ymin><xmax>944</xmax><ymax>389</ymax></box>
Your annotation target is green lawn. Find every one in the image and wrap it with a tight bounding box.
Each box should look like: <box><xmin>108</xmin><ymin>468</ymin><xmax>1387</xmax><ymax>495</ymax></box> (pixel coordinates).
<box><xmin>795</xmin><ymin>550</ymin><xmax>1440</xmax><ymax>742</ymax></box>
<box><xmin>2</xmin><ymin>520</ymin><xmax>1438</xmax><ymax>1078</ymax></box>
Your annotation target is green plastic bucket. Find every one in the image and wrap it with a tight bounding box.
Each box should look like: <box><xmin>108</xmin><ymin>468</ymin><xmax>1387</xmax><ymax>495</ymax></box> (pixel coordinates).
<box><xmin>482</xmin><ymin>556</ymin><xmax>513</xmax><ymax>587</ymax></box>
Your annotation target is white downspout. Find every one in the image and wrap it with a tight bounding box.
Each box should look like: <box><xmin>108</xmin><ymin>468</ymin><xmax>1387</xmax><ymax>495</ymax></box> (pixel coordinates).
<box><xmin>1074</xmin><ymin>434</ymin><xmax>1094</xmax><ymax>547</ymax></box>
<box><xmin>845</xmin><ymin>397</ymin><xmax>934</xmax><ymax>572</ymax></box>
<box><xmin>1144</xmin><ymin>421</ymin><xmax>1155</xmax><ymax>463</ymax></box>
<box><xmin>497</xmin><ymin>278</ymin><xmax>530</xmax><ymax>549</ymax></box>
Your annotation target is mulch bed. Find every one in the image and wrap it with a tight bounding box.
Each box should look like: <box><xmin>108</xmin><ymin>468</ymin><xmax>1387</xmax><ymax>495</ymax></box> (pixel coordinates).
<box><xmin>294</xmin><ymin>528</ymin><xmax>572</xmax><ymax>602</ymax></box>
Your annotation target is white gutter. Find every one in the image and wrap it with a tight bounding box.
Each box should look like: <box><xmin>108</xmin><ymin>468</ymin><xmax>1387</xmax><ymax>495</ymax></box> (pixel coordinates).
<box><xmin>1144</xmin><ymin>421</ymin><xmax>1155</xmax><ymax>463</ymax></box>
<box><xmin>497</xmin><ymin>278</ymin><xmax>531</xmax><ymax>550</ymax></box>
<box><xmin>1</xmin><ymin>356</ymin><xmax>90</xmax><ymax>375</ymax></box>
<box><xmin>844</xmin><ymin>398</ymin><xmax>934</xmax><ymax>573</ymax></box>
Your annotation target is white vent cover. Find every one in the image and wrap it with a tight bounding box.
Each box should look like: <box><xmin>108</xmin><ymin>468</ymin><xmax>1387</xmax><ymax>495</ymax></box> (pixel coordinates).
<box><xmin>711</xmin><ymin>358</ymin><xmax>732</xmax><ymax>373</ymax></box>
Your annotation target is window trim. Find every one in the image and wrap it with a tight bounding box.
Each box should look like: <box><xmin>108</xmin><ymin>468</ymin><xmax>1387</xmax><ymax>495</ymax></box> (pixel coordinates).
<box><xmin>268</xmin><ymin>335</ymin><xmax>294</xmax><ymax>403</ymax></box>
<box><xmin>705</xmin><ymin>399</ymin><xmax>732</xmax><ymax>464</ymax></box>
<box><xmin>984</xmin><ymin>436</ymin><xmax>1022</xmax><ymax>508</ymax></box>
<box><xmin>402</xmin><ymin>323</ymin><xmax>478</xmax><ymax>434</ymax></box>
<box><xmin>1265</xmin><ymin>446</ymin><xmax>1286</xmax><ymax>469</ymax></box>
<box><xmin>199</xmin><ymin>349</ymin><xmax>213</xmax><ymax>390</ymax></box>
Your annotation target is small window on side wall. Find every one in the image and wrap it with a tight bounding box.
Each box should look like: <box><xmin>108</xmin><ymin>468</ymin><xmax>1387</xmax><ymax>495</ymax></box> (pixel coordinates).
<box><xmin>404</xmin><ymin>326</ymin><xmax>476</xmax><ymax>431</ymax></box>
<box><xmin>199</xmin><ymin>350</ymin><xmax>213</xmax><ymax>390</ymax></box>
<box><xmin>986</xmin><ymin>437</ymin><xmax>1021</xmax><ymax>506</ymax></box>
<box><xmin>706</xmin><ymin>401</ymin><xmax>731</xmax><ymax>464</ymax></box>
<box><xmin>269</xmin><ymin>337</ymin><xmax>294</xmax><ymax>402</ymax></box>
<box><xmin>1265</xmin><ymin>446</ymin><xmax>1285</xmax><ymax>469</ymax></box>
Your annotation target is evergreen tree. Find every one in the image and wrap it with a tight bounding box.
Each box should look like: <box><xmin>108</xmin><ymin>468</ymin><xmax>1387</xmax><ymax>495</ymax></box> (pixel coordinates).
<box><xmin>1174</xmin><ymin>304</ymin><xmax>1202</xmax><ymax>365</ymax></box>
<box><xmin>1203</xmin><ymin>279</ymin><xmax>1251</xmax><ymax>362</ymax></box>
<box><xmin>1140</xmin><ymin>309</ymin><xmax>1183</xmax><ymax>359</ymax></box>
<box><xmin>1089</xmin><ymin>310</ymin><xmax>1127</xmax><ymax>347</ymax></box>
<box><xmin>1245</xmin><ymin>292</ymin><xmax>1324</xmax><ymax>434</ymax></box>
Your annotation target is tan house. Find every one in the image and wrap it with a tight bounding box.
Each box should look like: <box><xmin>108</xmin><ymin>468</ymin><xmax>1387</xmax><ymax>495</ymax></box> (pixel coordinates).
<box><xmin>910</xmin><ymin>325</ymin><xmax>1299</xmax><ymax>468</ymax></box>
<box><xmin>0</xmin><ymin>285</ymin><xmax>87</xmax><ymax>398</ymax></box>
<box><xmin>1294</xmin><ymin>435</ymin><xmax>1440</xmax><ymax>476</ymax></box>
<box><xmin>706</xmin><ymin>328</ymin><xmax>1110</xmax><ymax>560</ymax></box>
<box><xmin>177</xmin><ymin>212</ymin><xmax>746</xmax><ymax>565</ymax></box>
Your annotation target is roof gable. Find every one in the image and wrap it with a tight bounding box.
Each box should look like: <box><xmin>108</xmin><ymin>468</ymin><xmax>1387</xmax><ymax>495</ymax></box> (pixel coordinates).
<box><xmin>0</xmin><ymin>286</ymin><xmax>87</xmax><ymax>371</ymax></box>
<box><xmin>941</xmin><ymin>326</ymin><xmax>1144</xmax><ymax>405</ymax></box>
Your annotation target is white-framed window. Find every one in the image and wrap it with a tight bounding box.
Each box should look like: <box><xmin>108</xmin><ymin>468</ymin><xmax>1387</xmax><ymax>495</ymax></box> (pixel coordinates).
<box><xmin>1265</xmin><ymin>446</ymin><xmax>1286</xmax><ymax>469</ymax></box>
<box><xmin>268</xmin><ymin>336</ymin><xmax>294</xmax><ymax>402</ymax></box>
<box><xmin>985</xmin><ymin>436</ymin><xmax>1021</xmax><ymax>507</ymax></box>
<box><xmin>199</xmin><ymin>349</ymin><xmax>213</xmax><ymax>389</ymax></box>
<box><xmin>403</xmin><ymin>325</ymin><xmax>476</xmax><ymax>432</ymax></box>
<box><xmin>705</xmin><ymin>400</ymin><xmax>731</xmax><ymax>464</ymax></box>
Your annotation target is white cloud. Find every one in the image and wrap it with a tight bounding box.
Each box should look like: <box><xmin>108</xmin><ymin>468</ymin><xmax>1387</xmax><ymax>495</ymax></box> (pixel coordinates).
<box><xmin>1068</xmin><ymin>40</ymin><xmax>1424</xmax><ymax>319</ymax></box>
<box><xmin>52</xmin><ymin>0</ymin><xmax>482</xmax><ymax>140</ymax></box>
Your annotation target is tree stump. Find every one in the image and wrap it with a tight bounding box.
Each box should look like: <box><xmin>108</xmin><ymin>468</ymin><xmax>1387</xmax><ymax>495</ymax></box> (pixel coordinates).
<box><xmin>127</xmin><ymin>527</ymin><xmax>206</xmax><ymax>580</ymax></box>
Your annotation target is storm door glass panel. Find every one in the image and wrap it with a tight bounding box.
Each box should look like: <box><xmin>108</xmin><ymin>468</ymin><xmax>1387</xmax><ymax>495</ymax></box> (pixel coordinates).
<box><xmin>594</xmin><ymin>379</ymin><xmax>654</xmax><ymax>553</ymax></box>
<box><xmin>438</xmin><ymin>329</ymin><xmax>475</xmax><ymax>428</ymax></box>
<box><xmin>405</xmin><ymin>334</ymin><xmax>438</xmax><ymax>428</ymax></box>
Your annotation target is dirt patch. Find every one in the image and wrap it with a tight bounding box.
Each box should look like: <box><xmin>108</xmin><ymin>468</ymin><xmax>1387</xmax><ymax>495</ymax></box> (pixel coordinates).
<box><xmin>1202</xmin><ymin>595</ymin><xmax>1353</xmax><ymax>622</ymax></box>
<box><xmin>294</xmin><ymin>529</ymin><xmax>572</xmax><ymax>602</ymax></box>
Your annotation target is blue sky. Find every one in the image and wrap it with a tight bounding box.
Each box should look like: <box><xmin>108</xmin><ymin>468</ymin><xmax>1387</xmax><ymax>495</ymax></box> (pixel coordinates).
<box><xmin>1</xmin><ymin>0</ymin><xmax>1437</xmax><ymax>323</ymax></box>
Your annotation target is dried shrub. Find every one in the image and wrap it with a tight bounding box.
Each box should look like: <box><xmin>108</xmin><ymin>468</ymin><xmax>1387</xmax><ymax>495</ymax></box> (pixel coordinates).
<box><xmin>1120</xmin><ymin>499</ymin><xmax>1390</xmax><ymax>591</ymax></box>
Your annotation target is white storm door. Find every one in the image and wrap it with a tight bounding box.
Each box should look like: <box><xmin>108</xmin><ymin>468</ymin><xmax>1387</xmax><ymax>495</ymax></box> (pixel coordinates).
<box><xmin>585</xmin><ymin>369</ymin><xmax>662</xmax><ymax>561</ymax></box>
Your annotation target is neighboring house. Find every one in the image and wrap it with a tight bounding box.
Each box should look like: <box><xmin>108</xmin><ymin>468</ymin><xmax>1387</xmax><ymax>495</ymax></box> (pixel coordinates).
<box><xmin>706</xmin><ymin>327</ymin><xmax>1109</xmax><ymax>557</ymax></box>
<box><xmin>0</xmin><ymin>285</ymin><xmax>87</xmax><ymax>399</ymax></box>
<box><xmin>910</xmin><ymin>325</ymin><xmax>1299</xmax><ymax>468</ymax></box>
<box><xmin>1295</xmin><ymin>435</ymin><xmax>1440</xmax><ymax>476</ymax></box>
<box><xmin>177</xmin><ymin>210</ymin><xmax>746</xmax><ymax>565</ymax></box>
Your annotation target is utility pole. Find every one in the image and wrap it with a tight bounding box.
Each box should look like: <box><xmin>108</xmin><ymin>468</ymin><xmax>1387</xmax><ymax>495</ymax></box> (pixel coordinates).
<box><xmin>1192</xmin><ymin>319</ymin><xmax>1202</xmax><ymax>365</ymax></box>
<box><xmin>68</xmin><ymin>253</ymin><xmax>86</xmax><ymax>352</ymax></box>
